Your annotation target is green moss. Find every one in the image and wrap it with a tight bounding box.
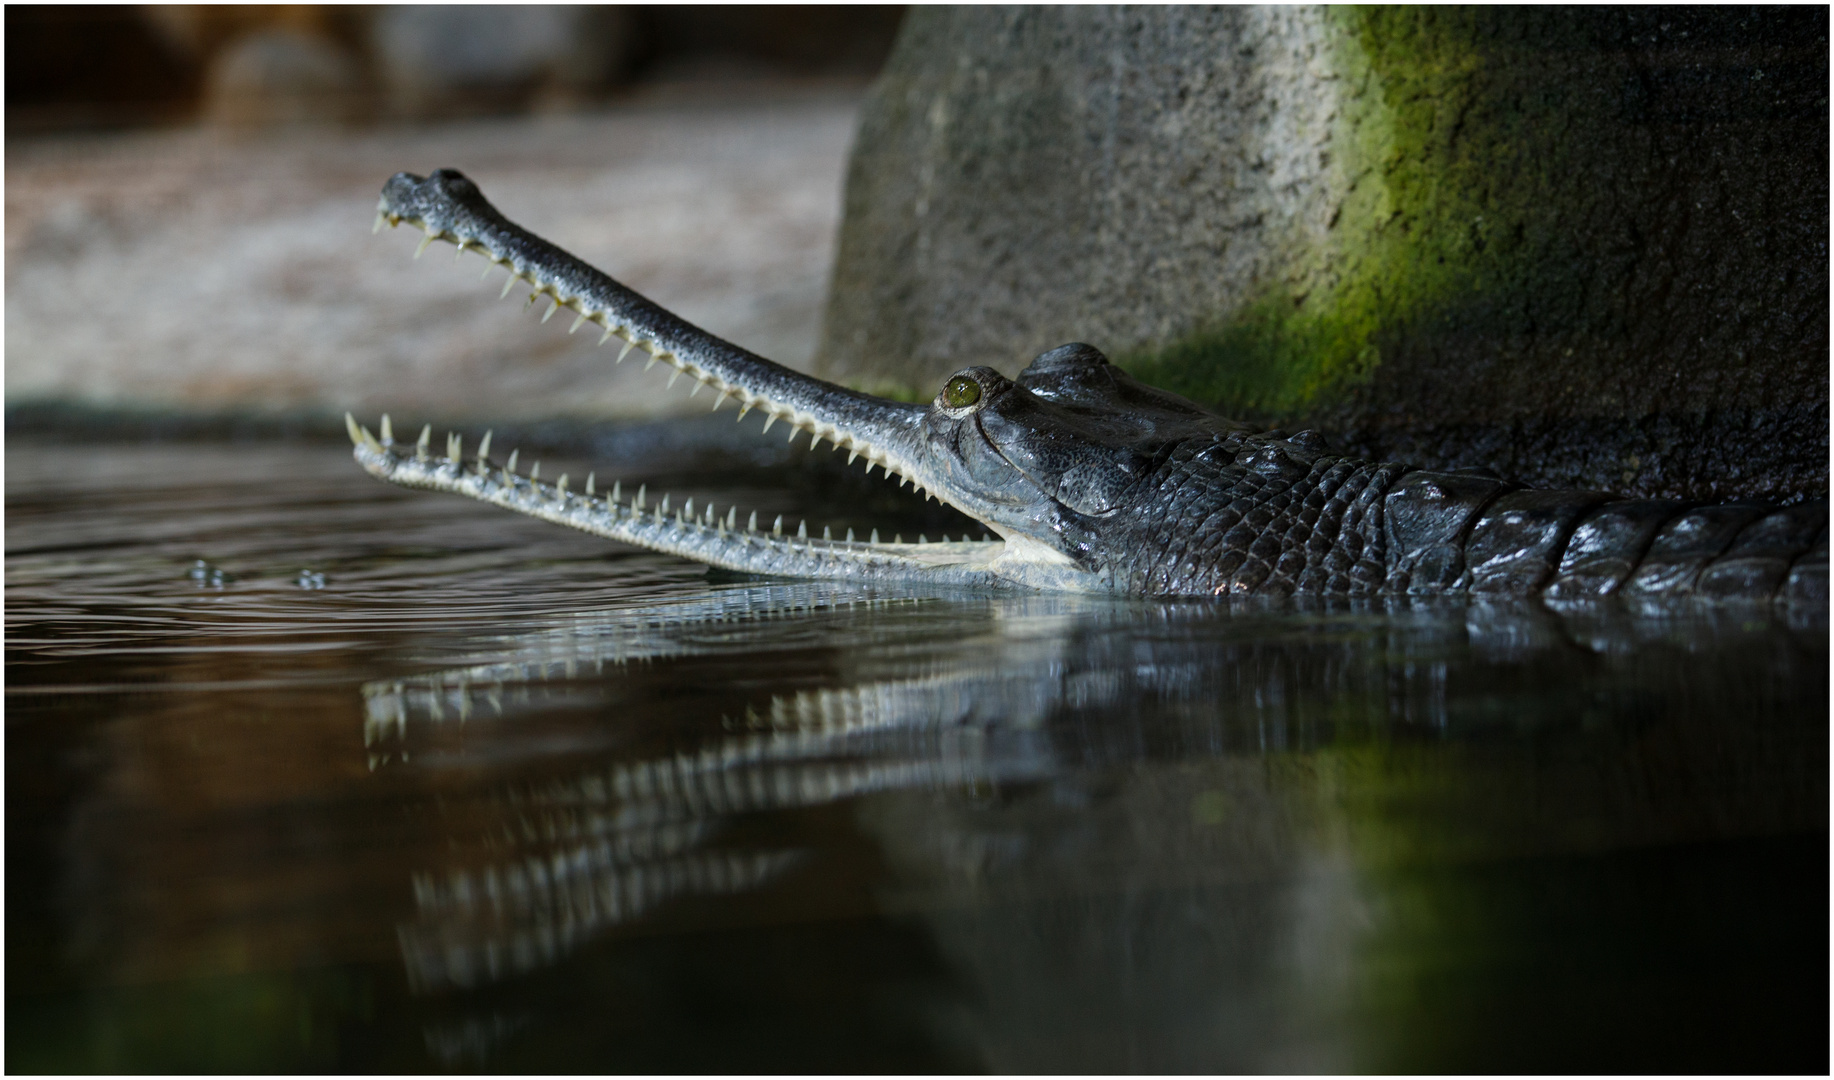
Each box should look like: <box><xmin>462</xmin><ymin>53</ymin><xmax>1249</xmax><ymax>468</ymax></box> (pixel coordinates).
<box><xmin>1119</xmin><ymin>284</ymin><xmax>1388</xmax><ymax>419</ymax></box>
<box><xmin>1119</xmin><ymin>7</ymin><xmax>1564</xmax><ymax>419</ymax></box>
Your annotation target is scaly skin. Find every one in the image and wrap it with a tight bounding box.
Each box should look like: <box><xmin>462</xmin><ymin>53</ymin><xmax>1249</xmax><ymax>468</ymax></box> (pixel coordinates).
<box><xmin>355</xmin><ymin>169</ymin><xmax>1828</xmax><ymax>605</ymax></box>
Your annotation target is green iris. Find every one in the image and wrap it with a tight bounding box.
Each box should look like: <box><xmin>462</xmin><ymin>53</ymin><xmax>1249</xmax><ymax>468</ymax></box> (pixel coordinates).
<box><xmin>943</xmin><ymin>376</ymin><xmax>982</xmax><ymax>408</ymax></box>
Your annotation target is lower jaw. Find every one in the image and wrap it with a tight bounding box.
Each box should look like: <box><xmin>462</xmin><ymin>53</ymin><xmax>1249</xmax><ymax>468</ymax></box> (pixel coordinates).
<box><xmin>350</xmin><ymin>429</ymin><xmax>1055</xmax><ymax>588</ymax></box>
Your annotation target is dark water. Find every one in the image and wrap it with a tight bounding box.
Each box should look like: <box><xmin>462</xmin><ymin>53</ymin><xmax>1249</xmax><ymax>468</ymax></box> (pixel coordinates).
<box><xmin>7</xmin><ymin>438</ymin><xmax>1828</xmax><ymax>1073</ymax></box>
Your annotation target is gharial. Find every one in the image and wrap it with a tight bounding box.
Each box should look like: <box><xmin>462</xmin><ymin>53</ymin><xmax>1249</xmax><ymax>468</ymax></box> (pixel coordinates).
<box><xmin>351</xmin><ymin>169</ymin><xmax>1827</xmax><ymax>605</ymax></box>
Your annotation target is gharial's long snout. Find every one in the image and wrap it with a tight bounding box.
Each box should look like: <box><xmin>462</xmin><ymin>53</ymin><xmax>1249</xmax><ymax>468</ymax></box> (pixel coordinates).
<box><xmin>358</xmin><ymin>169</ymin><xmax>1101</xmax><ymax>592</ymax></box>
<box><xmin>375</xmin><ymin>169</ymin><xmax>927</xmax><ymax>487</ymax></box>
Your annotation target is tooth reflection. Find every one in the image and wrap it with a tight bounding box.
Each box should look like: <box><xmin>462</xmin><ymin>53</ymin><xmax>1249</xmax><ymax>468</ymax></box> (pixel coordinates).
<box><xmin>399</xmin><ymin>847</ymin><xmax>802</xmax><ymax>992</ymax></box>
<box><xmin>370</xmin><ymin>584</ymin><xmax>1066</xmax><ymax>992</ymax></box>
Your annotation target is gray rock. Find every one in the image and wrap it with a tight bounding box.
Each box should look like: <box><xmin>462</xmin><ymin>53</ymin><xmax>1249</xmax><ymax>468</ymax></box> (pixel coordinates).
<box><xmin>820</xmin><ymin>7</ymin><xmax>1341</xmax><ymax>390</ymax></box>
<box><xmin>818</xmin><ymin>7</ymin><xmax>1828</xmax><ymax>502</ymax></box>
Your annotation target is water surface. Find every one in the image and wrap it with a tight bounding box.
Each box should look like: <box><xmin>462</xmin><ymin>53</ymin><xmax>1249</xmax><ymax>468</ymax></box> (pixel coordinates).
<box><xmin>7</xmin><ymin>438</ymin><xmax>1827</xmax><ymax>1072</ymax></box>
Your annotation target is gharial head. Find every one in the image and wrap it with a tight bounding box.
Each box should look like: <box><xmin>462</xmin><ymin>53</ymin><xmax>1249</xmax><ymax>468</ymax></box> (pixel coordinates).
<box><xmin>906</xmin><ymin>348</ymin><xmax>1257</xmax><ymax>567</ymax></box>
<box><xmin>355</xmin><ymin>169</ymin><xmax>1277</xmax><ymax>593</ymax></box>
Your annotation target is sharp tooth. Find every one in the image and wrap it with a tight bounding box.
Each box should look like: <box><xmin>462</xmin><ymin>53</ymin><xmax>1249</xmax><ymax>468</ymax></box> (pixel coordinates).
<box><xmin>919</xmin><ymin>534</ymin><xmax>928</xmax><ymax>544</ymax></box>
<box><xmin>530</xmin><ymin>461</ymin><xmax>540</xmax><ymax>481</ymax></box>
<box><xmin>895</xmin><ymin>533</ymin><xmax>903</xmax><ymax>544</ymax></box>
<box><xmin>380</xmin><ymin>414</ymin><xmax>393</xmax><ymax>442</ymax></box>
<box><xmin>569</xmin><ymin>312</ymin><xmax>588</xmax><ymax>334</ymax></box>
<box><xmin>846</xmin><ymin>450</ymin><xmax>859</xmax><ymax>466</ymax></box>
<box><xmin>683</xmin><ymin>498</ymin><xmax>694</xmax><ymax>520</ymax></box>
<box><xmin>453</xmin><ymin>240</ymin><xmax>468</xmax><ymax>260</ymax></box>
<box><xmin>416</xmin><ymin>425</ymin><xmax>431</xmax><ymax>459</ymax></box>
<box><xmin>585</xmin><ymin>472</ymin><xmax>595</xmax><ymax>495</ymax></box>
<box><xmin>666</xmin><ymin>368</ymin><xmax>683</xmax><ymax>389</ymax></box>
<box><xmin>736</xmin><ymin>403</ymin><xmax>752</xmax><ymax>421</ymax></box>
<box><xmin>747</xmin><ymin>511</ymin><xmax>758</xmax><ymax>531</ymax></box>
<box><xmin>760</xmin><ymin>414</ymin><xmax>777</xmax><ymax>434</ymax></box>
<box><xmin>645</xmin><ymin>353</ymin><xmax>660</xmax><ymax>371</ymax></box>
<box><xmin>415</xmin><ymin>233</ymin><xmax>434</xmax><ymax>258</ymax></box>
<box><xmin>636</xmin><ymin>484</ymin><xmax>646</xmax><ymax>509</ymax></box>
<box><xmin>687</xmin><ymin>378</ymin><xmax>702</xmax><ymax>398</ymax></box>
<box><xmin>787</xmin><ymin>424</ymin><xmax>799</xmax><ymax>443</ymax></box>
<box><xmin>599</xmin><ymin>325</ymin><xmax>615</xmax><ymax>346</ymax></box>
<box><xmin>809</xmin><ymin>432</ymin><xmax>823</xmax><ymax>449</ymax></box>
<box><xmin>372</xmin><ymin>212</ymin><xmax>385</xmax><ymax>235</ymax></box>
<box><xmin>617</xmin><ymin>340</ymin><xmax>634</xmax><ymax>363</ymax></box>
<box><xmin>557</xmin><ymin>473</ymin><xmax>569</xmax><ymax>494</ymax></box>
<box><xmin>506</xmin><ymin>449</ymin><xmax>519</xmax><ymax>474</ymax></box>
<box><xmin>660</xmin><ymin>494</ymin><xmax>670</xmax><ymax>514</ymax></box>
<box><xmin>797</xmin><ymin>520</ymin><xmax>807</xmax><ymax>539</ymax></box>
<box><xmin>772</xmin><ymin>516</ymin><xmax>783</xmax><ymax>537</ymax></box>
<box><xmin>481</xmin><ymin>261</ymin><xmax>495</xmax><ymax>280</ymax></box>
<box><xmin>500</xmin><ymin>275</ymin><xmax>517</xmax><ymax>299</ymax></box>
<box><xmin>822</xmin><ymin>526</ymin><xmax>831</xmax><ymax>541</ymax></box>
<box><xmin>711</xmin><ymin>389</ymin><xmax>728</xmax><ymax>411</ymax></box>
<box><xmin>611</xmin><ymin>481</ymin><xmax>621</xmax><ymax>503</ymax></box>
<box><xmin>447</xmin><ymin>432</ymin><xmax>461</xmax><ymax>460</ymax></box>
<box><xmin>478</xmin><ymin>430</ymin><xmax>493</xmax><ymax>462</ymax></box>
<box><xmin>870</xmin><ymin>529</ymin><xmax>880</xmax><ymax>544</ymax></box>
<box><xmin>726</xmin><ymin>508</ymin><xmax>737</xmax><ymax>530</ymax></box>
<box><xmin>542</xmin><ymin>297</ymin><xmax>561</xmax><ymax>322</ymax></box>
<box><xmin>845</xmin><ymin>528</ymin><xmax>854</xmax><ymax>542</ymax></box>
<box><xmin>360</xmin><ymin>424</ymin><xmax>381</xmax><ymax>451</ymax></box>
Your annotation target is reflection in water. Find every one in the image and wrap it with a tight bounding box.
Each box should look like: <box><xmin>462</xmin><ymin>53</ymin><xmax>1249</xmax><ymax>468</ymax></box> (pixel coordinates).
<box><xmin>7</xmin><ymin>441</ymin><xmax>1828</xmax><ymax>1072</ymax></box>
<box><xmin>361</xmin><ymin>581</ymin><xmax>1827</xmax><ymax>1071</ymax></box>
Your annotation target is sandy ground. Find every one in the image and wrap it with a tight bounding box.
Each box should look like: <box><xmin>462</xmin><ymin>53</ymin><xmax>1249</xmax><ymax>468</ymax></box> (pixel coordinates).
<box><xmin>6</xmin><ymin>87</ymin><xmax>862</xmax><ymax>424</ymax></box>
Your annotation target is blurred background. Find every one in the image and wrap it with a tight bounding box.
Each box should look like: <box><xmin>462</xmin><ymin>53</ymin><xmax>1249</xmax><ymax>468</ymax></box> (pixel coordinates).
<box><xmin>6</xmin><ymin>4</ymin><xmax>904</xmax><ymax>434</ymax></box>
<box><xmin>7</xmin><ymin>5</ymin><xmax>905</xmax><ymax>131</ymax></box>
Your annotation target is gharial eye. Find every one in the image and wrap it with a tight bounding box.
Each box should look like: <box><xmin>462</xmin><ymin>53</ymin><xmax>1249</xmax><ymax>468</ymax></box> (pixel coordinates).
<box><xmin>942</xmin><ymin>375</ymin><xmax>982</xmax><ymax>409</ymax></box>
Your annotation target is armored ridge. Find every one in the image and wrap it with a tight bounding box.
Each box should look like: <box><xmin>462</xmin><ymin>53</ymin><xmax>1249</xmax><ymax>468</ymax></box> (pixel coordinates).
<box><xmin>355</xmin><ymin>169</ymin><xmax>1827</xmax><ymax>604</ymax></box>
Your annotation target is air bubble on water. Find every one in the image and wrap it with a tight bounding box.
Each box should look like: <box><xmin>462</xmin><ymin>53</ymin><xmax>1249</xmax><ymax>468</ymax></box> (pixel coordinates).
<box><xmin>188</xmin><ymin>559</ymin><xmax>232</xmax><ymax>588</ymax></box>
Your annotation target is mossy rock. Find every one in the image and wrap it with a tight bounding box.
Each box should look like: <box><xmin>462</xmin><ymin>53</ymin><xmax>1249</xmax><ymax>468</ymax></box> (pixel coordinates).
<box><xmin>818</xmin><ymin>7</ymin><xmax>1827</xmax><ymax>501</ymax></box>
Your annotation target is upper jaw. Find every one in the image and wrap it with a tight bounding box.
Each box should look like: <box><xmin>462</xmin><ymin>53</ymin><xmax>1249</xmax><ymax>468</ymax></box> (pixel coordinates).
<box><xmin>376</xmin><ymin>168</ymin><xmax>947</xmax><ymax>506</ymax></box>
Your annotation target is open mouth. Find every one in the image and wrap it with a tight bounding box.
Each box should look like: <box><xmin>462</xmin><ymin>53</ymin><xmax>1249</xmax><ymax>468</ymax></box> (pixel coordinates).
<box><xmin>351</xmin><ymin>169</ymin><xmax>1016</xmax><ymax>586</ymax></box>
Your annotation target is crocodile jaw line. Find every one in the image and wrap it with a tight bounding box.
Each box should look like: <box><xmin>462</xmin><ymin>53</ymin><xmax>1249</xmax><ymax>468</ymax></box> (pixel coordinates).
<box><xmin>366</xmin><ymin>169</ymin><xmax>1093</xmax><ymax>590</ymax></box>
